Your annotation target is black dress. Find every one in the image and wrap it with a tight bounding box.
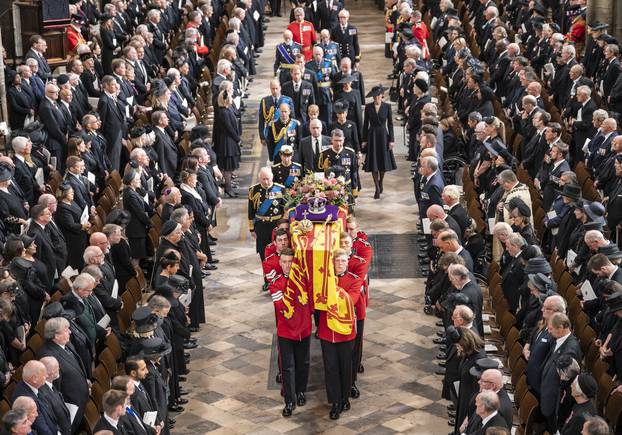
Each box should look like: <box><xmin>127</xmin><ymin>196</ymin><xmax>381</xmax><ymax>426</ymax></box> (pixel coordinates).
<box><xmin>213</xmin><ymin>106</ymin><xmax>241</xmax><ymax>171</ymax></box>
<box><xmin>55</xmin><ymin>201</ymin><xmax>88</xmax><ymax>269</ymax></box>
<box><xmin>123</xmin><ymin>187</ymin><xmax>152</xmax><ymax>259</ymax></box>
<box><xmin>362</xmin><ymin>102</ymin><xmax>397</xmax><ymax>172</ymax></box>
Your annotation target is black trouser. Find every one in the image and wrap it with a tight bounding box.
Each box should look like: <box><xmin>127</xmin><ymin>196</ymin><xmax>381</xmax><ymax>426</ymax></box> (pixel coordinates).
<box><xmin>278</xmin><ymin>336</ymin><xmax>310</xmax><ymax>404</ymax></box>
<box><xmin>255</xmin><ymin>220</ymin><xmax>277</xmax><ymax>260</ymax></box>
<box><xmin>321</xmin><ymin>339</ymin><xmax>354</xmax><ymax>404</ymax></box>
<box><xmin>352</xmin><ymin>319</ymin><xmax>364</xmax><ymax>383</ymax></box>
<box><xmin>270</xmin><ymin>0</ymin><xmax>280</xmax><ymax>15</ymax></box>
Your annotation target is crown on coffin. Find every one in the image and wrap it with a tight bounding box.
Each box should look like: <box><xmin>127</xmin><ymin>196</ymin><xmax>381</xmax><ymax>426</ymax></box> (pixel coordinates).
<box><xmin>308</xmin><ymin>196</ymin><xmax>327</xmax><ymax>214</ymax></box>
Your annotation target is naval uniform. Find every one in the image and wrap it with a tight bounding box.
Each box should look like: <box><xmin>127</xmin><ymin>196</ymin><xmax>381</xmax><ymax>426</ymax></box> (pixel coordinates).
<box><xmin>330</xmin><ymin>23</ymin><xmax>361</xmax><ymax>64</ymax></box>
<box><xmin>248</xmin><ymin>182</ymin><xmax>285</xmax><ymax>260</ymax></box>
<box><xmin>266</xmin><ymin>118</ymin><xmax>302</xmax><ymax>163</ymax></box>
<box><xmin>319</xmin><ymin>146</ymin><xmax>359</xmax><ymax>193</ymax></box>
<box><xmin>274</xmin><ymin>42</ymin><xmax>303</xmax><ymax>85</ymax></box>
<box><xmin>271</xmin><ymin>161</ymin><xmax>303</xmax><ymax>187</ymax></box>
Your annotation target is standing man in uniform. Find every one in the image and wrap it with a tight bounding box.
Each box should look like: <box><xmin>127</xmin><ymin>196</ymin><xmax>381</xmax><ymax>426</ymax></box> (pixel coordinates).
<box><xmin>266</xmin><ymin>103</ymin><xmax>302</xmax><ymax>164</ymax></box>
<box><xmin>318</xmin><ymin>29</ymin><xmax>342</xmax><ymax>70</ymax></box>
<box><xmin>307</xmin><ymin>46</ymin><xmax>337</xmax><ymax>124</ymax></box>
<box><xmin>320</xmin><ymin>129</ymin><xmax>359</xmax><ymax>196</ymax></box>
<box><xmin>331</xmin><ymin>9</ymin><xmax>360</xmax><ymax>67</ymax></box>
<box><xmin>271</xmin><ymin>145</ymin><xmax>302</xmax><ymax>188</ymax></box>
<box><xmin>248</xmin><ymin>167</ymin><xmax>285</xmax><ymax>261</ymax></box>
<box><xmin>274</xmin><ymin>30</ymin><xmax>302</xmax><ymax>85</ymax></box>
<box><xmin>258</xmin><ymin>79</ymin><xmax>295</xmax><ymax>148</ymax></box>
<box><xmin>287</xmin><ymin>8</ymin><xmax>317</xmax><ymax>62</ymax></box>
<box><xmin>268</xmin><ymin>248</ymin><xmax>312</xmax><ymax>417</ymax></box>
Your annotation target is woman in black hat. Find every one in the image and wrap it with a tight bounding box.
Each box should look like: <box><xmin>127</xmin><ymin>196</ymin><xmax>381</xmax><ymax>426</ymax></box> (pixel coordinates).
<box><xmin>100</xmin><ymin>15</ymin><xmax>117</xmax><ymax>75</ymax></box>
<box><xmin>79</xmin><ymin>52</ymin><xmax>101</xmax><ymax>98</ymax></box>
<box><xmin>55</xmin><ymin>182</ymin><xmax>90</xmax><ymax>269</ymax></box>
<box><xmin>561</xmin><ymin>373</ymin><xmax>598</xmax><ymax>435</ymax></box>
<box><xmin>123</xmin><ymin>170</ymin><xmax>153</xmax><ymax>263</ymax></box>
<box><xmin>103</xmin><ymin>220</ymin><xmax>136</xmax><ymax>293</ymax></box>
<box><xmin>0</xmin><ymin>165</ymin><xmax>29</xmax><ymax>235</ymax></box>
<box><xmin>554</xmin><ymin>185</ymin><xmax>582</xmax><ymax>258</ymax></box>
<box><xmin>362</xmin><ymin>85</ymin><xmax>396</xmax><ymax>199</ymax></box>
<box><xmin>213</xmin><ymin>89</ymin><xmax>241</xmax><ymax>197</ymax></box>
<box><xmin>336</xmin><ymin>76</ymin><xmax>363</xmax><ymax>142</ymax></box>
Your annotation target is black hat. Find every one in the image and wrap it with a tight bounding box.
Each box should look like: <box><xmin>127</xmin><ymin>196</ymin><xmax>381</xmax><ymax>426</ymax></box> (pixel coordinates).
<box><xmin>576</xmin><ymin>373</ymin><xmax>598</xmax><ymax>399</ymax></box>
<box><xmin>599</xmin><ymin>34</ymin><xmax>618</xmax><ymax>45</ymax></box>
<box><xmin>528</xmin><ymin>273</ymin><xmax>553</xmax><ymax>292</ymax></box>
<box><xmin>549</xmin><ymin>23</ymin><xmax>561</xmax><ymax>33</ymax></box>
<box><xmin>334</xmin><ymin>100</ymin><xmax>349</xmax><ymax>114</ymax></box>
<box><xmin>532</xmin><ymin>1</ymin><xmax>547</xmax><ymax>15</ymax></box>
<box><xmin>123</xmin><ymin>170</ymin><xmax>138</xmax><ymax>186</ymax></box>
<box><xmin>130</xmin><ymin>127</ymin><xmax>146</xmax><ymax>139</ymax></box>
<box><xmin>584</xmin><ymin>221</ymin><xmax>605</xmax><ymax>231</ymax></box>
<box><xmin>154</xmin><ymin>284</ymin><xmax>175</xmax><ymax>298</ymax></box>
<box><xmin>20</xmin><ymin>234</ymin><xmax>35</xmax><ymax>249</ymax></box>
<box><xmin>607</xmin><ymin>291</ymin><xmax>622</xmax><ymax>312</ymax></box>
<box><xmin>583</xmin><ymin>201</ymin><xmax>606</xmax><ymax>224</ymax></box>
<box><xmin>160</xmin><ymin>220</ymin><xmax>179</xmax><ymax>237</ymax></box>
<box><xmin>337</xmin><ymin>75</ymin><xmax>355</xmax><ymax>85</ymax></box>
<box><xmin>80</xmin><ymin>52</ymin><xmax>94</xmax><ymax>63</ymax></box>
<box><xmin>42</xmin><ymin>302</ymin><xmax>65</xmax><ymax>320</ymax></box>
<box><xmin>0</xmin><ymin>165</ymin><xmax>12</xmax><ymax>182</ymax></box>
<box><xmin>589</xmin><ymin>22</ymin><xmax>609</xmax><ymax>31</ymax></box>
<box><xmin>413</xmin><ymin>79</ymin><xmax>428</xmax><ymax>94</ymax></box>
<box><xmin>60</xmin><ymin>296</ymin><xmax>85</xmax><ymax>318</ymax></box>
<box><xmin>58</xmin><ymin>181</ymin><xmax>72</xmax><ymax>192</ymax></box>
<box><xmin>100</xmin><ymin>13</ymin><xmax>113</xmax><ymax>22</ymax></box>
<box><xmin>57</xmin><ymin>74</ymin><xmax>70</xmax><ymax>86</ymax></box>
<box><xmin>445</xmin><ymin>325</ymin><xmax>462</xmax><ymax>343</ymax></box>
<box><xmin>163</xmin><ymin>76</ymin><xmax>174</xmax><ymax>88</ymax></box>
<box><xmin>469</xmin><ymin>357</ymin><xmax>501</xmax><ymax>378</ymax></box>
<box><xmin>132</xmin><ymin>306</ymin><xmax>162</xmax><ymax>333</ymax></box>
<box><xmin>141</xmin><ymin>336</ymin><xmax>172</xmax><ymax>359</ymax></box>
<box><xmin>598</xmin><ymin>244</ymin><xmax>622</xmax><ymax>260</ymax></box>
<box><xmin>366</xmin><ymin>85</ymin><xmax>388</xmax><ymax>98</ymax></box>
<box><xmin>105</xmin><ymin>209</ymin><xmax>131</xmax><ymax>227</ymax></box>
<box><xmin>152</xmin><ymin>80</ymin><xmax>168</xmax><ymax>97</ymax></box>
<box><xmin>557</xmin><ymin>184</ymin><xmax>582</xmax><ymax>201</ymax></box>
<box><xmin>508</xmin><ymin>197</ymin><xmax>531</xmax><ymax>218</ymax></box>
<box><xmin>524</xmin><ymin>257</ymin><xmax>552</xmax><ymax>275</ymax></box>
<box><xmin>520</xmin><ymin>245</ymin><xmax>541</xmax><ymax>262</ymax></box>
<box><xmin>169</xmin><ymin>274</ymin><xmax>189</xmax><ymax>293</ymax></box>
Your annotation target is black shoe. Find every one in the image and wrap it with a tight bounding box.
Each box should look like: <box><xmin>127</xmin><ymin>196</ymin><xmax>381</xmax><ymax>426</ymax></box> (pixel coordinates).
<box><xmin>184</xmin><ymin>341</ymin><xmax>198</xmax><ymax>349</ymax></box>
<box><xmin>436</xmin><ymin>331</ymin><xmax>445</xmax><ymax>337</ymax></box>
<box><xmin>179</xmin><ymin>388</ymin><xmax>189</xmax><ymax>395</ymax></box>
<box><xmin>189</xmin><ymin>326</ymin><xmax>199</xmax><ymax>332</ymax></box>
<box><xmin>169</xmin><ymin>418</ymin><xmax>176</xmax><ymax>424</ymax></box>
<box><xmin>204</xmin><ymin>263</ymin><xmax>218</xmax><ymax>270</ymax></box>
<box><xmin>433</xmin><ymin>337</ymin><xmax>445</xmax><ymax>345</ymax></box>
<box><xmin>276</xmin><ymin>372</ymin><xmax>282</xmax><ymax>383</ymax></box>
<box><xmin>341</xmin><ymin>400</ymin><xmax>351</xmax><ymax>411</ymax></box>
<box><xmin>437</xmin><ymin>353</ymin><xmax>446</xmax><ymax>360</ymax></box>
<box><xmin>282</xmin><ymin>403</ymin><xmax>295</xmax><ymax>417</ymax></box>
<box><xmin>435</xmin><ymin>368</ymin><xmax>446</xmax><ymax>375</ymax></box>
<box><xmin>179</xmin><ymin>376</ymin><xmax>187</xmax><ymax>382</ymax></box>
<box><xmin>448</xmin><ymin>410</ymin><xmax>456</xmax><ymax>418</ymax></box>
<box><xmin>438</xmin><ymin>360</ymin><xmax>446</xmax><ymax>367</ymax></box>
<box><xmin>208</xmin><ymin>239</ymin><xmax>217</xmax><ymax>246</ymax></box>
<box><xmin>329</xmin><ymin>403</ymin><xmax>340</xmax><ymax>420</ymax></box>
<box><xmin>210</xmin><ymin>249</ymin><xmax>216</xmax><ymax>255</ymax></box>
<box><xmin>448</xmin><ymin>418</ymin><xmax>455</xmax><ymax>426</ymax></box>
<box><xmin>351</xmin><ymin>384</ymin><xmax>360</xmax><ymax>398</ymax></box>
<box><xmin>436</xmin><ymin>320</ymin><xmax>444</xmax><ymax>327</ymax></box>
<box><xmin>201</xmin><ymin>271</ymin><xmax>211</xmax><ymax>277</ymax></box>
<box><xmin>178</xmin><ymin>396</ymin><xmax>189</xmax><ymax>403</ymax></box>
<box><xmin>224</xmin><ymin>190</ymin><xmax>238</xmax><ymax>198</ymax></box>
<box><xmin>168</xmin><ymin>422</ymin><xmax>175</xmax><ymax>429</ymax></box>
<box><xmin>210</xmin><ymin>258</ymin><xmax>220</xmax><ymax>264</ymax></box>
<box><xmin>424</xmin><ymin>305</ymin><xmax>434</xmax><ymax>315</ymax></box>
<box><xmin>439</xmin><ymin>345</ymin><xmax>447</xmax><ymax>352</ymax></box>
<box><xmin>358</xmin><ymin>364</ymin><xmax>364</xmax><ymax>373</ymax></box>
<box><xmin>168</xmin><ymin>404</ymin><xmax>184</xmax><ymax>412</ymax></box>
<box><xmin>296</xmin><ymin>392</ymin><xmax>306</xmax><ymax>406</ymax></box>
<box><xmin>447</xmin><ymin>403</ymin><xmax>456</xmax><ymax>411</ymax></box>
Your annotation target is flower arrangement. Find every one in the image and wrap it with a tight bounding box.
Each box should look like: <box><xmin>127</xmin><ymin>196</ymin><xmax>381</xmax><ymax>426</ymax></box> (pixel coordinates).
<box><xmin>284</xmin><ymin>172</ymin><xmax>348</xmax><ymax>209</ymax></box>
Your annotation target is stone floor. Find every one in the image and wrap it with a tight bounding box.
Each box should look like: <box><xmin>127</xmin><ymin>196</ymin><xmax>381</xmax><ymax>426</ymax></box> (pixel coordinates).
<box><xmin>172</xmin><ymin>1</ymin><xmax>450</xmax><ymax>433</ymax></box>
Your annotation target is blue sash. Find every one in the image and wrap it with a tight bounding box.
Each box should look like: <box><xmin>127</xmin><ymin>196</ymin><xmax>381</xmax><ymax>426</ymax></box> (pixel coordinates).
<box><xmin>263</xmin><ymin>96</ymin><xmax>295</xmax><ymax>140</ymax></box>
<box><xmin>277</xmin><ymin>44</ymin><xmax>296</xmax><ymax>65</ymax></box>
<box><xmin>257</xmin><ymin>184</ymin><xmax>283</xmax><ymax>216</ymax></box>
<box><xmin>273</xmin><ymin>121</ymin><xmax>298</xmax><ymax>160</ymax></box>
<box><xmin>284</xmin><ymin>163</ymin><xmax>302</xmax><ymax>187</ymax></box>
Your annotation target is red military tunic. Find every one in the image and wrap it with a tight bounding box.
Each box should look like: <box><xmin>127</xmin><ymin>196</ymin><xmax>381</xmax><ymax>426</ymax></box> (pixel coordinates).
<box><xmin>262</xmin><ymin>252</ymin><xmax>282</xmax><ymax>282</ymax></box>
<box><xmin>352</xmin><ymin>233</ymin><xmax>372</xmax><ymax>305</ymax></box>
<box><xmin>348</xmin><ymin>254</ymin><xmax>369</xmax><ymax>320</ymax></box>
<box><xmin>269</xmin><ymin>274</ymin><xmax>312</xmax><ymax>340</ymax></box>
<box><xmin>264</xmin><ymin>241</ymin><xmax>277</xmax><ymax>259</ymax></box>
<box><xmin>186</xmin><ymin>22</ymin><xmax>210</xmax><ymax>55</ymax></box>
<box><xmin>287</xmin><ymin>20</ymin><xmax>317</xmax><ymax>61</ymax></box>
<box><xmin>318</xmin><ymin>271</ymin><xmax>362</xmax><ymax>343</ymax></box>
<box><xmin>66</xmin><ymin>24</ymin><xmax>86</xmax><ymax>52</ymax></box>
<box><xmin>412</xmin><ymin>20</ymin><xmax>430</xmax><ymax>59</ymax></box>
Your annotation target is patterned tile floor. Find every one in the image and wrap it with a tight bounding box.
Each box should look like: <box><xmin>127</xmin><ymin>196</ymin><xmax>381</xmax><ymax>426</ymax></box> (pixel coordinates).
<box><xmin>173</xmin><ymin>1</ymin><xmax>450</xmax><ymax>433</ymax></box>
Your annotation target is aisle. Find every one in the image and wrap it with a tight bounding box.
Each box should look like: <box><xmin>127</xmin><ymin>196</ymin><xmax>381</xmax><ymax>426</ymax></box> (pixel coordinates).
<box><xmin>173</xmin><ymin>1</ymin><xmax>449</xmax><ymax>433</ymax></box>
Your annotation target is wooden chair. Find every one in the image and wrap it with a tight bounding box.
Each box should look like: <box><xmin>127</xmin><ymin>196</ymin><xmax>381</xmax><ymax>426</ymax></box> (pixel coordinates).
<box><xmin>83</xmin><ymin>399</ymin><xmax>101</xmax><ymax>435</ymax></box>
<box><xmin>514</xmin><ymin>373</ymin><xmax>530</xmax><ymax>404</ymax></box>
<box><xmin>26</xmin><ymin>333</ymin><xmax>43</xmax><ymax>354</ymax></box>
<box><xmin>90</xmin><ymin>381</ymin><xmax>106</xmax><ymax>412</ymax></box>
<box><xmin>597</xmin><ymin>372</ymin><xmax>615</xmax><ymax>414</ymax></box>
<box><xmin>517</xmin><ymin>391</ymin><xmax>540</xmax><ymax>434</ymax></box>
<box><xmin>108</xmin><ymin>171</ymin><xmax>122</xmax><ymax>192</ymax></box>
<box><xmin>605</xmin><ymin>391</ymin><xmax>622</xmax><ymax>431</ymax></box>
<box><xmin>125</xmin><ymin>278</ymin><xmax>142</xmax><ymax>303</ymax></box>
<box><xmin>98</xmin><ymin>348</ymin><xmax>117</xmax><ymax>379</ymax></box>
<box><xmin>93</xmin><ymin>364</ymin><xmax>110</xmax><ymax>390</ymax></box>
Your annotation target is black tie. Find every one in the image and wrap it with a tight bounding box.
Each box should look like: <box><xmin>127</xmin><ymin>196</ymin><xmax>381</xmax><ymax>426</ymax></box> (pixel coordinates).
<box><xmin>314</xmin><ymin>138</ymin><xmax>320</xmax><ymax>156</ymax></box>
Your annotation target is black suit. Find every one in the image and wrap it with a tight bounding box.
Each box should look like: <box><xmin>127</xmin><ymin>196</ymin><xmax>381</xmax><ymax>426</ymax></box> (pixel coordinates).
<box><xmin>38</xmin><ymin>98</ymin><xmax>67</xmax><ymax>165</ymax></box>
<box><xmin>39</xmin><ymin>383</ymin><xmax>72</xmax><ymax>435</ymax></box>
<box><xmin>296</xmin><ymin>135</ymin><xmax>330</xmax><ymax>173</ymax></box>
<box><xmin>448</xmin><ymin>204</ymin><xmax>470</xmax><ymax>237</ymax></box>
<box><xmin>25</xmin><ymin>49</ymin><xmax>52</xmax><ymax>80</ymax></box>
<box><xmin>7</xmin><ymin>86</ymin><xmax>33</xmax><ymax>130</ymax></box>
<box><xmin>27</xmin><ymin>222</ymin><xmax>57</xmax><ymax>287</ymax></box>
<box><xmin>37</xmin><ymin>341</ymin><xmax>89</xmax><ymax>433</ymax></box>
<box><xmin>540</xmin><ymin>335</ymin><xmax>582</xmax><ymax>425</ymax></box>
<box><xmin>282</xmin><ymin>80</ymin><xmax>315</xmax><ymax>124</ymax></box>
<box><xmin>98</xmin><ymin>92</ymin><xmax>128</xmax><ymax>171</ymax></box>
<box><xmin>93</xmin><ymin>415</ymin><xmax>124</xmax><ymax>434</ymax></box>
<box><xmin>459</xmin><ymin>280</ymin><xmax>484</xmax><ymax>336</ymax></box>
<box><xmin>11</xmin><ymin>381</ymin><xmax>59</xmax><ymax>435</ymax></box>
<box><xmin>65</xmin><ymin>173</ymin><xmax>93</xmax><ymax>211</ymax></box>
<box><xmin>13</xmin><ymin>157</ymin><xmax>38</xmax><ymax>206</ymax></box>
<box><xmin>154</xmin><ymin>127</ymin><xmax>178</xmax><ymax>178</ymax></box>
<box><xmin>472</xmin><ymin>412</ymin><xmax>508</xmax><ymax>434</ymax></box>
<box><xmin>55</xmin><ymin>201</ymin><xmax>88</xmax><ymax>269</ymax></box>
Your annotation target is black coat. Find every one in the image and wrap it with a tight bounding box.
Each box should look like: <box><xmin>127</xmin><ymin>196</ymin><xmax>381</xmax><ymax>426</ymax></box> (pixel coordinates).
<box><xmin>460</xmin><ymin>280</ymin><xmax>484</xmax><ymax>336</ymax></box>
<box><xmin>143</xmin><ymin>360</ymin><xmax>168</xmax><ymax>425</ymax></box>
<box><xmin>97</xmin><ymin>92</ymin><xmax>128</xmax><ymax>171</ymax></box>
<box><xmin>7</xmin><ymin>86</ymin><xmax>33</xmax><ymax>130</ymax></box>
<box><xmin>11</xmin><ymin>381</ymin><xmax>59</xmax><ymax>435</ymax></box>
<box><xmin>540</xmin><ymin>334</ymin><xmax>582</xmax><ymax>417</ymax></box>
<box><xmin>37</xmin><ymin>341</ymin><xmax>89</xmax><ymax>432</ymax></box>
<box><xmin>13</xmin><ymin>158</ymin><xmax>38</xmax><ymax>207</ymax></box>
<box><xmin>27</xmin><ymin>222</ymin><xmax>57</xmax><ymax>288</ymax></box>
<box><xmin>39</xmin><ymin>98</ymin><xmax>67</xmax><ymax>154</ymax></box>
<box><xmin>448</xmin><ymin>204</ymin><xmax>470</xmax><ymax>237</ymax></box>
<box><xmin>153</xmin><ymin>127</ymin><xmax>178</xmax><ymax>178</ymax></box>
<box><xmin>65</xmin><ymin>172</ymin><xmax>94</xmax><ymax>211</ymax></box>
<box><xmin>25</xmin><ymin>48</ymin><xmax>52</xmax><ymax>80</ymax></box>
<box><xmin>282</xmin><ymin>80</ymin><xmax>316</xmax><ymax>124</ymax></box>
<box><xmin>296</xmin><ymin>135</ymin><xmax>331</xmax><ymax>173</ymax></box>
<box><xmin>55</xmin><ymin>201</ymin><xmax>88</xmax><ymax>269</ymax></box>
<box><xmin>39</xmin><ymin>383</ymin><xmax>72</xmax><ymax>435</ymax></box>
<box><xmin>455</xmin><ymin>349</ymin><xmax>487</xmax><ymax>432</ymax></box>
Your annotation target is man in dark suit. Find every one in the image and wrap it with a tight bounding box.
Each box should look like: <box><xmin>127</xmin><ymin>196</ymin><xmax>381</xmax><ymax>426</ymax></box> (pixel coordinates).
<box><xmin>39</xmin><ymin>356</ymin><xmax>72</xmax><ymax>435</ymax></box>
<box><xmin>330</xmin><ymin>9</ymin><xmax>360</xmax><ymax>65</ymax></box>
<box><xmin>501</xmin><ymin>233</ymin><xmax>526</xmax><ymax>312</ymax></box>
<box><xmin>94</xmin><ymin>389</ymin><xmax>128</xmax><ymax>434</ymax></box>
<box><xmin>37</xmin><ymin>194</ymin><xmax>68</xmax><ymax>275</ymax></box>
<box><xmin>605</xmin><ymin>157</ymin><xmax>622</xmax><ymax>236</ymax></box>
<box><xmin>37</xmin><ymin>317</ymin><xmax>90</xmax><ymax>434</ymax></box>
<box><xmin>540</xmin><ymin>312</ymin><xmax>582</xmax><ymax>433</ymax></box>
<box><xmin>318</xmin><ymin>0</ymin><xmax>342</xmax><ymax>32</ymax></box>
<box><xmin>27</xmin><ymin>205</ymin><xmax>58</xmax><ymax>288</ymax></box>
<box><xmin>462</xmin><ymin>368</ymin><xmax>513</xmax><ymax>432</ymax></box>
<box><xmin>65</xmin><ymin>156</ymin><xmax>95</xmax><ymax>214</ymax></box>
<box><xmin>417</xmin><ymin>156</ymin><xmax>445</xmax><ymax>221</ymax></box>
<box><xmin>152</xmin><ymin>110</ymin><xmax>179</xmax><ymax>178</ymax></box>
<box><xmin>24</xmin><ymin>35</ymin><xmax>52</xmax><ymax>81</ymax></box>
<box><xmin>601</xmin><ymin>43</ymin><xmax>621</xmax><ymax>100</ymax></box>
<box><xmin>535</xmin><ymin>142</ymin><xmax>571</xmax><ymax>212</ymax></box>
<box><xmin>448</xmin><ymin>264</ymin><xmax>484</xmax><ymax>336</ymax></box>
<box><xmin>470</xmin><ymin>390</ymin><xmax>508</xmax><ymax>434</ymax></box>
<box><xmin>281</xmin><ymin>65</ymin><xmax>315</xmax><ymax>124</ymax></box>
<box><xmin>570</xmin><ymin>86</ymin><xmax>598</xmax><ymax>163</ymax></box>
<box><xmin>441</xmin><ymin>185</ymin><xmax>470</xmax><ymax>237</ymax></box>
<box><xmin>587</xmin><ymin>117</ymin><xmax>618</xmax><ymax>174</ymax></box>
<box><xmin>521</xmin><ymin>110</ymin><xmax>550</xmax><ymax>178</ymax></box>
<box><xmin>11</xmin><ymin>136</ymin><xmax>39</xmax><ymax>207</ymax></box>
<box><xmin>98</xmin><ymin>75</ymin><xmax>129</xmax><ymax>171</ymax></box>
<box><xmin>438</xmin><ymin>229</ymin><xmax>474</xmax><ymax>271</ymax></box>
<box><xmin>126</xmin><ymin>357</ymin><xmax>162</xmax><ymax>429</ymax></box>
<box><xmin>11</xmin><ymin>360</ymin><xmax>59</xmax><ymax>435</ymax></box>
<box><xmin>296</xmin><ymin>119</ymin><xmax>330</xmax><ymax>173</ymax></box>
<box><xmin>38</xmin><ymin>83</ymin><xmax>68</xmax><ymax>170</ymax></box>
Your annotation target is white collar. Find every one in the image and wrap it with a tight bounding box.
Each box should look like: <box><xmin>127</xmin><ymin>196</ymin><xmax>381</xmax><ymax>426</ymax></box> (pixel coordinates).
<box><xmin>180</xmin><ymin>183</ymin><xmax>202</xmax><ymax>200</ymax></box>
<box><xmin>481</xmin><ymin>410</ymin><xmax>498</xmax><ymax>426</ymax></box>
<box><xmin>609</xmin><ymin>266</ymin><xmax>619</xmax><ymax>280</ymax></box>
<box><xmin>103</xmin><ymin>413</ymin><xmax>119</xmax><ymax>429</ymax></box>
<box><xmin>25</xmin><ymin>382</ymin><xmax>38</xmax><ymax>396</ymax></box>
<box><xmin>554</xmin><ymin>331</ymin><xmax>571</xmax><ymax>350</ymax></box>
